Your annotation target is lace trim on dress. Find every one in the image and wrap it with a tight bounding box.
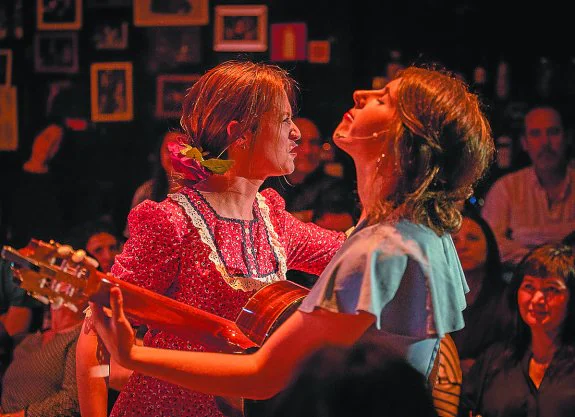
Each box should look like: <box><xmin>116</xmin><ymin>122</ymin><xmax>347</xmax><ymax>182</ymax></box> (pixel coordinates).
<box><xmin>169</xmin><ymin>192</ymin><xmax>287</xmax><ymax>292</ymax></box>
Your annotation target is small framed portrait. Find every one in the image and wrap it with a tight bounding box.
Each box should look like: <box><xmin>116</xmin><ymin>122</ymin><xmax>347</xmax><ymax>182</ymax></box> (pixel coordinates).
<box><xmin>156</xmin><ymin>74</ymin><xmax>200</xmax><ymax>119</ymax></box>
<box><xmin>146</xmin><ymin>27</ymin><xmax>201</xmax><ymax>73</ymax></box>
<box><xmin>214</xmin><ymin>5</ymin><xmax>267</xmax><ymax>52</ymax></box>
<box><xmin>308</xmin><ymin>40</ymin><xmax>331</xmax><ymax>64</ymax></box>
<box><xmin>270</xmin><ymin>23</ymin><xmax>307</xmax><ymax>61</ymax></box>
<box><xmin>92</xmin><ymin>21</ymin><xmax>129</xmax><ymax>50</ymax></box>
<box><xmin>90</xmin><ymin>62</ymin><xmax>133</xmax><ymax>122</ymax></box>
<box><xmin>0</xmin><ymin>49</ymin><xmax>12</xmax><ymax>86</ymax></box>
<box><xmin>34</xmin><ymin>32</ymin><xmax>79</xmax><ymax>74</ymax></box>
<box><xmin>134</xmin><ymin>0</ymin><xmax>209</xmax><ymax>27</ymax></box>
<box><xmin>37</xmin><ymin>0</ymin><xmax>82</xmax><ymax>30</ymax></box>
<box><xmin>0</xmin><ymin>86</ymin><xmax>19</xmax><ymax>151</ymax></box>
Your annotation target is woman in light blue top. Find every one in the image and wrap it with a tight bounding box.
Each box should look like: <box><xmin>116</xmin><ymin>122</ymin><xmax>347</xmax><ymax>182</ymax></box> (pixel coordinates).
<box><xmin>89</xmin><ymin>65</ymin><xmax>494</xmax><ymax>402</ymax></box>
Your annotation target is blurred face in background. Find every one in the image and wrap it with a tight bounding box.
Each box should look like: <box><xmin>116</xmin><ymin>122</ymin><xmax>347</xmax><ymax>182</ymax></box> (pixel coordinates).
<box><xmin>452</xmin><ymin>217</ymin><xmax>488</xmax><ymax>272</ymax></box>
<box><xmin>522</xmin><ymin>107</ymin><xmax>567</xmax><ymax>174</ymax></box>
<box><xmin>292</xmin><ymin>118</ymin><xmax>322</xmax><ymax>177</ymax></box>
<box><xmin>86</xmin><ymin>232</ymin><xmax>120</xmax><ymax>273</ymax></box>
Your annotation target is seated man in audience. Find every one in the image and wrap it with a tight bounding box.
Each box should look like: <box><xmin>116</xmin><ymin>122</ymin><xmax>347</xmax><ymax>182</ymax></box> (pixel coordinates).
<box><xmin>0</xmin><ymin>298</ymin><xmax>84</xmax><ymax>417</ymax></box>
<box><xmin>482</xmin><ymin>104</ymin><xmax>575</xmax><ymax>267</ymax></box>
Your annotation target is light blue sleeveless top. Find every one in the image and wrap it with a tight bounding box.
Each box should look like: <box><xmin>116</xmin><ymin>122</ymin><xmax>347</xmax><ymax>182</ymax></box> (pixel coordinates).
<box><xmin>299</xmin><ymin>219</ymin><xmax>468</xmax><ymax>377</ymax></box>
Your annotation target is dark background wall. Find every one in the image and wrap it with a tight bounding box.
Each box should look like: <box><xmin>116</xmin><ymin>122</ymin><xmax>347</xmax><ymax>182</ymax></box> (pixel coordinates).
<box><xmin>0</xmin><ymin>0</ymin><xmax>573</xmax><ymax>240</ymax></box>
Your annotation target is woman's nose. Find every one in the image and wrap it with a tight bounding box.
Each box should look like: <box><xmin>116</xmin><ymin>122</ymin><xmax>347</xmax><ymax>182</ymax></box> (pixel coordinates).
<box><xmin>353</xmin><ymin>90</ymin><xmax>369</xmax><ymax>108</ymax></box>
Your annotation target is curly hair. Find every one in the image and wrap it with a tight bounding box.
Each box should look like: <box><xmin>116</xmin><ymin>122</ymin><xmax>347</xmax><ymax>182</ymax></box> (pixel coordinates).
<box><xmin>367</xmin><ymin>66</ymin><xmax>494</xmax><ymax>235</ymax></box>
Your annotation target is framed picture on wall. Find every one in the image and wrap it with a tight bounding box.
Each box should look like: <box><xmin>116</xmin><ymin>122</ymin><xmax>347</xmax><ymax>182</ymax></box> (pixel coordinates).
<box><xmin>156</xmin><ymin>74</ymin><xmax>200</xmax><ymax>118</ymax></box>
<box><xmin>34</xmin><ymin>32</ymin><xmax>79</xmax><ymax>73</ymax></box>
<box><xmin>37</xmin><ymin>0</ymin><xmax>82</xmax><ymax>30</ymax></box>
<box><xmin>134</xmin><ymin>0</ymin><xmax>209</xmax><ymax>27</ymax></box>
<box><xmin>0</xmin><ymin>86</ymin><xmax>19</xmax><ymax>151</ymax></box>
<box><xmin>92</xmin><ymin>21</ymin><xmax>129</xmax><ymax>50</ymax></box>
<box><xmin>0</xmin><ymin>49</ymin><xmax>12</xmax><ymax>85</ymax></box>
<box><xmin>213</xmin><ymin>5</ymin><xmax>267</xmax><ymax>52</ymax></box>
<box><xmin>146</xmin><ymin>27</ymin><xmax>201</xmax><ymax>73</ymax></box>
<box><xmin>90</xmin><ymin>62</ymin><xmax>133</xmax><ymax>122</ymax></box>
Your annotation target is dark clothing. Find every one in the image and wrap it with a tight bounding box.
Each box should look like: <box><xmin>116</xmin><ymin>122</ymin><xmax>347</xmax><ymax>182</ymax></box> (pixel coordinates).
<box><xmin>460</xmin><ymin>344</ymin><xmax>575</xmax><ymax>417</ymax></box>
<box><xmin>451</xmin><ymin>293</ymin><xmax>510</xmax><ymax>361</ymax></box>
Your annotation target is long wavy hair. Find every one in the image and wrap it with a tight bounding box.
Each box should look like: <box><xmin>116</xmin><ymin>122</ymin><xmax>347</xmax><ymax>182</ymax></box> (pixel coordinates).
<box><xmin>367</xmin><ymin>66</ymin><xmax>494</xmax><ymax>235</ymax></box>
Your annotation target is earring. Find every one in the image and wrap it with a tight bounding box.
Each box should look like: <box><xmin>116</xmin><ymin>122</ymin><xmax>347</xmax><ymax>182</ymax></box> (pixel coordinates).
<box><xmin>376</xmin><ymin>153</ymin><xmax>385</xmax><ymax>168</ymax></box>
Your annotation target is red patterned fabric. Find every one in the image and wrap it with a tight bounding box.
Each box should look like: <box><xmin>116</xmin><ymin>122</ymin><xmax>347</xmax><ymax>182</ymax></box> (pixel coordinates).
<box><xmin>109</xmin><ymin>187</ymin><xmax>344</xmax><ymax>417</ymax></box>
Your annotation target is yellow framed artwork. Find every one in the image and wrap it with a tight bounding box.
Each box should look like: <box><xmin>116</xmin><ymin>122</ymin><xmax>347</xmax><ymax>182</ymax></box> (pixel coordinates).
<box><xmin>90</xmin><ymin>62</ymin><xmax>134</xmax><ymax>122</ymax></box>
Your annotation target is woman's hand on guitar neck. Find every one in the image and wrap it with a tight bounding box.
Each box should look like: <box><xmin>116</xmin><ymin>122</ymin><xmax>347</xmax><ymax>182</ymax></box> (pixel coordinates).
<box><xmin>90</xmin><ymin>287</ymin><xmax>137</xmax><ymax>369</ymax></box>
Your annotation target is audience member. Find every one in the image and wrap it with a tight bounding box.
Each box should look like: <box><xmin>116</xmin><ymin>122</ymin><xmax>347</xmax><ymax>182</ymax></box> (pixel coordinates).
<box><xmin>0</xmin><ymin>298</ymin><xmax>84</xmax><ymax>417</ymax></box>
<box><xmin>460</xmin><ymin>243</ymin><xmax>575</xmax><ymax>417</ymax></box>
<box><xmin>129</xmin><ymin>130</ymin><xmax>180</xmax><ymax>210</ymax></box>
<box><xmin>482</xmin><ymin>104</ymin><xmax>575</xmax><ymax>266</ymax></box>
<box><xmin>451</xmin><ymin>208</ymin><xmax>510</xmax><ymax>376</ymax></box>
<box><xmin>266</xmin><ymin>117</ymin><xmax>357</xmax><ymax>288</ymax></box>
<box><xmin>0</xmin><ymin>260</ymin><xmax>44</xmax><ymax>378</ymax></box>
<box><xmin>268</xmin><ymin>117</ymin><xmax>357</xmax><ymax>232</ymax></box>
<box><xmin>265</xmin><ymin>340</ymin><xmax>437</xmax><ymax>417</ymax></box>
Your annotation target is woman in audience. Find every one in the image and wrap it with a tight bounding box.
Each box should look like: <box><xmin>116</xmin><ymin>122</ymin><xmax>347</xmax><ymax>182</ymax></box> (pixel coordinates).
<box><xmin>460</xmin><ymin>243</ymin><xmax>575</xmax><ymax>417</ymax></box>
<box><xmin>451</xmin><ymin>208</ymin><xmax>510</xmax><ymax>375</ymax></box>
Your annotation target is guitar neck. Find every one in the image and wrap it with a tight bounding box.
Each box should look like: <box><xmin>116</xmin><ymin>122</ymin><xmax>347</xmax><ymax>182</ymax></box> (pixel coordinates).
<box><xmin>90</xmin><ymin>273</ymin><xmax>258</xmax><ymax>352</ymax></box>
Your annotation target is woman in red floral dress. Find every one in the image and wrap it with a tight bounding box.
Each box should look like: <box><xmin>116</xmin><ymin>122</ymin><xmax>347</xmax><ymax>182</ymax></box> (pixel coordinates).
<box><xmin>75</xmin><ymin>60</ymin><xmax>346</xmax><ymax>417</ymax></box>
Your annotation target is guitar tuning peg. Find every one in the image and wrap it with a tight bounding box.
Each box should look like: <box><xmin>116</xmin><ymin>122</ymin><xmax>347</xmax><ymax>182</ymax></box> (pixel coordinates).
<box><xmin>33</xmin><ymin>294</ymin><xmax>51</xmax><ymax>305</ymax></box>
<box><xmin>52</xmin><ymin>296</ymin><xmax>64</xmax><ymax>310</ymax></box>
<box><xmin>64</xmin><ymin>302</ymin><xmax>78</xmax><ymax>313</ymax></box>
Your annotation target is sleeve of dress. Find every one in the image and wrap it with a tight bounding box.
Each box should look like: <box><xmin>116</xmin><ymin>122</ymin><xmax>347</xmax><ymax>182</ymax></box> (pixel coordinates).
<box><xmin>300</xmin><ymin>223</ymin><xmax>468</xmax><ymax>338</ymax></box>
<box><xmin>111</xmin><ymin>199</ymin><xmax>183</xmax><ymax>294</ymax></box>
<box><xmin>25</xmin><ymin>332</ymin><xmax>80</xmax><ymax>417</ymax></box>
<box><xmin>260</xmin><ymin>188</ymin><xmax>346</xmax><ymax>276</ymax></box>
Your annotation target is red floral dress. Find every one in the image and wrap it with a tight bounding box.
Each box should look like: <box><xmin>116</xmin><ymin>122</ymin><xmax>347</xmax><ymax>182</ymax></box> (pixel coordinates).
<box><xmin>109</xmin><ymin>187</ymin><xmax>345</xmax><ymax>417</ymax></box>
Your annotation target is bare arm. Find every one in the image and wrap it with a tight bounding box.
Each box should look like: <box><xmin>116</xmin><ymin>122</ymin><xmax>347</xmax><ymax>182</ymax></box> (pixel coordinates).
<box><xmin>91</xmin><ymin>287</ymin><xmax>374</xmax><ymax>400</ymax></box>
<box><xmin>76</xmin><ymin>318</ymin><xmax>109</xmax><ymax>417</ymax></box>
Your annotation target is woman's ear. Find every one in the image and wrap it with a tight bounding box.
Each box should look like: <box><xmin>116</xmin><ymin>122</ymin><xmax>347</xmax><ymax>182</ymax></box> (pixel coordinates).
<box><xmin>226</xmin><ymin>120</ymin><xmax>249</xmax><ymax>151</ymax></box>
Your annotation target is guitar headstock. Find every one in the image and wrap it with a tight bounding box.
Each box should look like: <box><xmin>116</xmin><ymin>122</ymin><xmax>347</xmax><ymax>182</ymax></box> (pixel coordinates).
<box><xmin>1</xmin><ymin>239</ymin><xmax>103</xmax><ymax>313</ymax></box>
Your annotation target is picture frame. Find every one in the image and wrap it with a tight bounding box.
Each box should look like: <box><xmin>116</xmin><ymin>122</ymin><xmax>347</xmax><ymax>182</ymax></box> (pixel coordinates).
<box><xmin>270</xmin><ymin>22</ymin><xmax>307</xmax><ymax>61</ymax></box>
<box><xmin>146</xmin><ymin>27</ymin><xmax>202</xmax><ymax>73</ymax></box>
<box><xmin>134</xmin><ymin>0</ymin><xmax>209</xmax><ymax>27</ymax></box>
<box><xmin>156</xmin><ymin>74</ymin><xmax>200</xmax><ymax>118</ymax></box>
<box><xmin>92</xmin><ymin>21</ymin><xmax>129</xmax><ymax>50</ymax></box>
<box><xmin>0</xmin><ymin>49</ymin><xmax>12</xmax><ymax>86</ymax></box>
<box><xmin>90</xmin><ymin>62</ymin><xmax>133</xmax><ymax>122</ymax></box>
<box><xmin>214</xmin><ymin>5</ymin><xmax>267</xmax><ymax>52</ymax></box>
<box><xmin>0</xmin><ymin>86</ymin><xmax>19</xmax><ymax>151</ymax></box>
<box><xmin>37</xmin><ymin>0</ymin><xmax>82</xmax><ymax>30</ymax></box>
<box><xmin>308</xmin><ymin>40</ymin><xmax>331</xmax><ymax>64</ymax></box>
<box><xmin>34</xmin><ymin>32</ymin><xmax>79</xmax><ymax>74</ymax></box>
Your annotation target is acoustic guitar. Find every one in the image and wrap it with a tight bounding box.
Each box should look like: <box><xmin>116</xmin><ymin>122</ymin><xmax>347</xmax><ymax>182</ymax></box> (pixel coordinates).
<box><xmin>1</xmin><ymin>239</ymin><xmax>310</xmax><ymax>417</ymax></box>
